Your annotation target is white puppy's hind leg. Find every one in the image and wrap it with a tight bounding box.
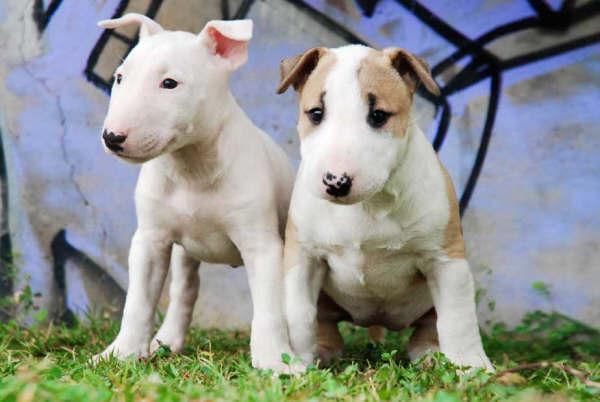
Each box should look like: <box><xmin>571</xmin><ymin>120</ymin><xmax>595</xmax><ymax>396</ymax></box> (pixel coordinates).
<box><xmin>423</xmin><ymin>258</ymin><xmax>493</xmax><ymax>371</ymax></box>
<box><xmin>150</xmin><ymin>244</ymin><xmax>200</xmax><ymax>354</ymax></box>
<box><xmin>93</xmin><ymin>230</ymin><xmax>172</xmax><ymax>361</ymax></box>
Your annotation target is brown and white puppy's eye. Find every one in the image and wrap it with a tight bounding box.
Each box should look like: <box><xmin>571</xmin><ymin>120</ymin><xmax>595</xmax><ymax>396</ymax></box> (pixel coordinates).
<box><xmin>115</xmin><ymin>73</ymin><xmax>123</xmax><ymax>85</ymax></box>
<box><xmin>160</xmin><ymin>78</ymin><xmax>178</xmax><ymax>89</ymax></box>
<box><xmin>368</xmin><ymin>109</ymin><xmax>391</xmax><ymax>128</ymax></box>
<box><xmin>367</xmin><ymin>94</ymin><xmax>391</xmax><ymax>129</ymax></box>
<box><xmin>306</xmin><ymin>107</ymin><xmax>324</xmax><ymax>125</ymax></box>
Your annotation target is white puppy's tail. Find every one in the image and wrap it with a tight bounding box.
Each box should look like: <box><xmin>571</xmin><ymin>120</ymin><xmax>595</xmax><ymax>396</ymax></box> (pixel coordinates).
<box><xmin>98</xmin><ymin>13</ymin><xmax>164</xmax><ymax>39</ymax></box>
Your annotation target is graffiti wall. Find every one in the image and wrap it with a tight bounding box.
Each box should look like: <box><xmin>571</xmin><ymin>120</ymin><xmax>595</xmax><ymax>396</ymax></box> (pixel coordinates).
<box><xmin>0</xmin><ymin>0</ymin><xmax>599</xmax><ymax>328</ymax></box>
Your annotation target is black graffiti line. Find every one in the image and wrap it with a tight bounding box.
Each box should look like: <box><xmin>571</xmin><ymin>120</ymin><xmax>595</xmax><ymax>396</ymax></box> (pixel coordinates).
<box><xmin>283</xmin><ymin>0</ymin><xmax>369</xmax><ymax>45</ymax></box>
<box><xmin>0</xmin><ymin>127</ymin><xmax>13</xmax><ymax>301</ymax></box>
<box><xmin>51</xmin><ymin>230</ymin><xmax>125</xmax><ymax>324</ymax></box>
<box><xmin>432</xmin><ymin>1</ymin><xmax>600</xmax><ymax>79</ymax></box>
<box><xmin>33</xmin><ymin>0</ymin><xmax>64</xmax><ymax>33</ymax></box>
<box><xmin>84</xmin><ymin>0</ymin><xmax>165</xmax><ymax>93</ymax></box>
<box><xmin>459</xmin><ymin>71</ymin><xmax>501</xmax><ymax>215</ymax></box>
<box><xmin>232</xmin><ymin>0</ymin><xmax>255</xmax><ymax>20</ymax></box>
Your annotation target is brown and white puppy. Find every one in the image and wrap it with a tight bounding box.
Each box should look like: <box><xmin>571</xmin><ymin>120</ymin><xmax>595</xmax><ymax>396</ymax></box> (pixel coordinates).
<box><xmin>278</xmin><ymin>45</ymin><xmax>493</xmax><ymax>371</ymax></box>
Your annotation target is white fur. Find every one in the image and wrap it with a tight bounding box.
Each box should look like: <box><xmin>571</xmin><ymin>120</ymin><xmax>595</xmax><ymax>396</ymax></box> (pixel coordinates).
<box><xmin>285</xmin><ymin>45</ymin><xmax>492</xmax><ymax>371</ymax></box>
<box><xmin>93</xmin><ymin>14</ymin><xmax>300</xmax><ymax>373</ymax></box>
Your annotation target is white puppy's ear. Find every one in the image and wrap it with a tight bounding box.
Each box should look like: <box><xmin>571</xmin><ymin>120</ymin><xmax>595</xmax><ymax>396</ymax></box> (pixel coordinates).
<box><xmin>98</xmin><ymin>13</ymin><xmax>164</xmax><ymax>40</ymax></box>
<box><xmin>277</xmin><ymin>47</ymin><xmax>327</xmax><ymax>94</ymax></box>
<box><xmin>200</xmin><ymin>19</ymin><xmax>253</xmax><ymax>70</ymax></box>
<box><xmin>383</xmin><ymin>48</ymin><xmax>440</xmax><ymax>96</ymax></box>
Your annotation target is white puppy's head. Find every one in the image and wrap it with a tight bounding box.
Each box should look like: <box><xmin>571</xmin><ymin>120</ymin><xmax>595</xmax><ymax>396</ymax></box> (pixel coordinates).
<box><xmin>278</xmin><ymin>45</ymin><xmax>439</xmax><ymax>204</ymax></box>
<box><xmin>98</xmin><ymin>13</ymin><xmax>253</xmax><ymax>163</ymax></box>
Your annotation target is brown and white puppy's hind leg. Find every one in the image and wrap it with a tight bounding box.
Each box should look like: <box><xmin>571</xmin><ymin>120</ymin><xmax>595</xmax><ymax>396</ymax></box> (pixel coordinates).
<box><xmin>406</xmin><ymin>308</ymin><xmax>440</xmax><ymax>362</ymax></box>
<box><xmin>315</xmin><ymin>293</ymin><xmax>349</xmax><ymax>366</ymax></box>
<box><xmin>150</xmin><ymin>244</ymin><xmax>200</xmax><ymax>354</ymax></box>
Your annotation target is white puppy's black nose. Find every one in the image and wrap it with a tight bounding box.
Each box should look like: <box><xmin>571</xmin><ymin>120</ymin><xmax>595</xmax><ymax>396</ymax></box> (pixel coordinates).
<box><xmin>322</xmin><ymin>172</ymin><xmax>352</xmax><ymax>198</ymax></box>
<box><xmin>102</xmin><ymin>129</ymin><xmax>127</xmax><ymax>152</ymax></box>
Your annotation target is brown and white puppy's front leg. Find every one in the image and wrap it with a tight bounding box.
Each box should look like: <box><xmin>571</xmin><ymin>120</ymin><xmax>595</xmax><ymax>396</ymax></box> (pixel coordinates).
<box><xmin>283</xmin><ymin>220</ymin><xmax>327</xmax><ymax>366</ymax></box>
<box><xmin>149</xmin><ymin>244</ymin><xmax>200</xmax><ymax>354</ymax></box>
<box><xmin>422</xmin><ymin>258</ymin><xmax>493</xmax><ymax>371</ymax></box>
<box><xmin>93</xmin><ymin>230</ymin><xmax>172</xmax><ymax>361</ymax></box>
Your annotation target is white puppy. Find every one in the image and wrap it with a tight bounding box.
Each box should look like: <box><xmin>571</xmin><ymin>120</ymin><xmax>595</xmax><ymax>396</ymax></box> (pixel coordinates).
<box><xmin>93</xmin><ymin>13</ymin><xmax>297</xmax><ymax>372</ymax></box>
<box><xmin>278</xmin><ymin>45</ymin><xmax>493</xmax><ymax>371</ymax></box>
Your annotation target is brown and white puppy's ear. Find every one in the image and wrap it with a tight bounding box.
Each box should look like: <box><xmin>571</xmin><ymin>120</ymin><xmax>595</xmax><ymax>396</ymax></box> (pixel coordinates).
<box><xmin>277</xmin><ymin>47</ymin><xmax>327</xmax><ymax>94</ymax></box>
<box><xmin>199</xmin><ymin>19</ymin><xmax>253</xmax><ymax>70</ymax></box>
<box><xmin>98</xmin><ymin>13</ymin><xmax>164</xmax><ymax>40</ymax></box>
<box><xmin>383</xmin><ymin>48</ymin><xmax>440</xmax><ymax>96</ymax></box>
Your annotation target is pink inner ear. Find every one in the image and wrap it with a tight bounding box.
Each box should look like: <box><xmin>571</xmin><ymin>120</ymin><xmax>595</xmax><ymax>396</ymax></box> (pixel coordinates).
<box><xmin>207</xmin><ymin>27</ymin><xmax>246</xmax><ymax>61</ymax></box>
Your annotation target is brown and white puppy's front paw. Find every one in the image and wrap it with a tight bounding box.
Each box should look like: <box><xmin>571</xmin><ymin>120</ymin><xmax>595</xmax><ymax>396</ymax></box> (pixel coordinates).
<box><xmin>424</xmin><ymin>259</ymin><xmax>494</xmax><ymax>373</ymax></box>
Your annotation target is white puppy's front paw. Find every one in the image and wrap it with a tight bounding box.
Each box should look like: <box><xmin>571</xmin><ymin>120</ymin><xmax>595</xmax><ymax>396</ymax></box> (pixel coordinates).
<box><xmin>92</xmin><ymin>336</ymin><xmax>149</xmax><ymax>363</ymax></box>
<box><xmin>251</xmin><ymin>339</ymin><xmax>307</xmax><ymax>374</ymax></box>
<box><xmin>252</xmin><ymin>353</ymin><xmax>308</xmax><ymax>375</ymax></box>
<box><xmin>149</xmin><ymin>330</ymin><xmax>185</xmax><ymax>355</ymax></box>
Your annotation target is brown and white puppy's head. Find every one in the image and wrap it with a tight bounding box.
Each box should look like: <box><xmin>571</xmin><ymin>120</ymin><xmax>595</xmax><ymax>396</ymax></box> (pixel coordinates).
<box><xmin>98</xmin><ymin>13</ymin><xmax>252</xmax><ymax>163</ymax></box>
<box><xmin>278</xmin><ymin>45</ymin><xmax>439</xmax><ymax>204</ymax></box>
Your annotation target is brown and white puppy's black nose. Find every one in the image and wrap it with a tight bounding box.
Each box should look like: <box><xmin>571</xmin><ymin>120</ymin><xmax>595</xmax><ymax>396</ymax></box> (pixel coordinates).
<box><xmin>102</xmin><ymin>129</ymin><xmax>127</xmax><ymax>152</ymax></box>
<box><xmin>322</xmin><ymin>172</ymin><xmax>352</xmax><ymax>198</ymax></box>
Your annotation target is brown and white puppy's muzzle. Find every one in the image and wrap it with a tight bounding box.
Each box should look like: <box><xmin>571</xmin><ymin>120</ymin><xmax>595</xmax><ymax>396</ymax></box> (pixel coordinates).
<box><xmin>277</xmin><ymin>45</ymin><xmax>440</xmax><ymax>205</ymax></box>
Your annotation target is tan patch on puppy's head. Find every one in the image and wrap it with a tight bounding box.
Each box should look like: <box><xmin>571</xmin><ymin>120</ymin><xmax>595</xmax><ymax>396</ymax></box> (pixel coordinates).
<box><xmin>438</xmin><ymin>159</ymin><xmax>465</xmax><ymax>259</ymax></box>
<box><xmin>357</xmin><ymin>48</ymin><xmax>440</xmax><ymax>138</ymax></box>
<box><xmin>358</xmin><ymin>49</ymin><xmax>414</xmax><ymax>138</ymax></box>
<box><xmin>277</xmin><ymin>48</ymin><xmax>337</xmax><ymax>138</ymax></box>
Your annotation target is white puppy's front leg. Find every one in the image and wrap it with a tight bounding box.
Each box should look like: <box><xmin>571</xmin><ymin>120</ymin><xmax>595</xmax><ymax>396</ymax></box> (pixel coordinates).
<box><xmin>150</xmin><ymin>244</ymin><xmax>200</xmax><ymax>354</ymax></box>
<box><xmin>423</xmin><ymin>258</ymin><xmax>493</xmax><ymax>371</ymax></box>
<box><xmin>94</xmin><ymin>230</ymin><xmax>172</xmax><ymax>361</ymax></box>
<box><xmin>235</xmin><ymin>232</ymin><xmax>300</xmax><ymax>373</ymax></box>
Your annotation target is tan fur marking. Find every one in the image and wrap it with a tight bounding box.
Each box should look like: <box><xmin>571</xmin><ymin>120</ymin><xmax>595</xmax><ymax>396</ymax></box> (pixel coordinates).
<box><xmin>438</xmin><ymin>160</ymin><xmax>465</xmax><ymax>259</ymax></box>
<box><xmin>367</xmin><ymin>326</ymin><xmax>386</xmax><ymax>343</ymax></box>
<box><xmin>297</xmin><ymin>52</ymin><xmax>337</xmax><ymax>138</ymax></box>
<box><xmin>358</xmin><ymin>50</ymin><xmax>413</xmax><ymax>138</ymax></box>
<box><xmin>383</xmin><ymin>48</ymin><xmax>440</xmax><ymax>96</ymax></box>
<box><xmin>317</xmin><ymin>321</ymin><xmax>344</xmax><ymax>364</ymax></box>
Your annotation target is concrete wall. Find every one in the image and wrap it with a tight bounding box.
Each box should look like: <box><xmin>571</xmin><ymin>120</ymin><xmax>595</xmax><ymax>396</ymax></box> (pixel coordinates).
<box><xmin>0</xmin><ymin>0</ymin><xmax>599</xmax><ymax>328</ymax></box>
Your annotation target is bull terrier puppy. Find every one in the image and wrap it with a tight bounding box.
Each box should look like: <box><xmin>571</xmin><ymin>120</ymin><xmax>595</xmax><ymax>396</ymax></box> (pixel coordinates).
<box><xmin>93</xmin><ymin>13</ymin><xmax>298</xmax><ymax>373</ymax></box>
<box><xmin>278</xmin><ymin>45</ymin><xmax>493</xmax><ymax>371</ymax></box>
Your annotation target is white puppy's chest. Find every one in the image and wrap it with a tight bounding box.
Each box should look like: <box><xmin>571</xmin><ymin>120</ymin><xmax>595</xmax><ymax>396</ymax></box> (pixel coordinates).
<box><xmin>137</xmin><ymin>177</ymin><xmax>243</xmax><ymax>266</ymax></box>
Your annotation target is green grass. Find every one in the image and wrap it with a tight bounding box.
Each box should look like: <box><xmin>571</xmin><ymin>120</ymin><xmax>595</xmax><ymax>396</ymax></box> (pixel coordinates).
<box><xmin>0</xmin><ymin>311</ymin><xmax>599</xmax><ymax>401</ymax></box>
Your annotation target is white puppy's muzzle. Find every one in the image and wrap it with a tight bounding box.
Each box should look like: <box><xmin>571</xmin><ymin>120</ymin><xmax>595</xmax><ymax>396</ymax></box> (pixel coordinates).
<box><xmin>102</xmin><ymin>128</ymin><xmax>128</xmax><ymax>153</ymax></box>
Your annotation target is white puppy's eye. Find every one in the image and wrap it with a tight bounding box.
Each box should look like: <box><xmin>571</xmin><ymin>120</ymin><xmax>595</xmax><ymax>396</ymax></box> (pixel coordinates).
<box><xmin>160</xmin><ymin>78</ymin><xmax>178</xmax><ymax>89</ymax></box>
<box><xmin>115</xmin><ymin>73</ymin><xmax>122</xmax><ymax>85</ymax></box>
<box><xmin>306</xmin><ymin>107</ymin><xmax>324</xmax><ymax>125</ymax></box>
